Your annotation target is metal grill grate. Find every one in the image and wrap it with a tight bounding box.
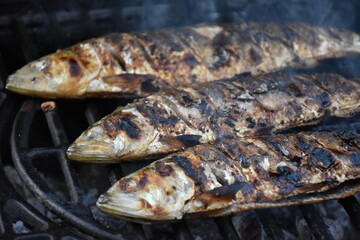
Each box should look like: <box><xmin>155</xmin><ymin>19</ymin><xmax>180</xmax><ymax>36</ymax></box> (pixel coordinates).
<box><xmin>0</xmin><ymin>0</ymin><xmax>360</xmax><ymax>239</ymax></box>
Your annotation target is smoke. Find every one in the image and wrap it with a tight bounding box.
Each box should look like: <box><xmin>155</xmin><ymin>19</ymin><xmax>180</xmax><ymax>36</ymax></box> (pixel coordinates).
<box><xmin>135</xmin><ymin>0</ymin><xmax>359</xmax><ymax>31</ymax></box>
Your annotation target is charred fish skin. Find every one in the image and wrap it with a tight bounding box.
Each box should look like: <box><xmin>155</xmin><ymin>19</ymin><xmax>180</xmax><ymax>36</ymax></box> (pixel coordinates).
<box><xmin>67</xmin><ymin>73</ymin><xmax>360</xmax><ymax>162</ymax></box>
<box><xmin>6</xmin><ymin>22</ymin><xmax>360</xmax><ymax>98</ymax></box>
<box><xmin>96</xmin><ymin>131</ymin><xmax>360</xmax><ymax>221</ymax></box>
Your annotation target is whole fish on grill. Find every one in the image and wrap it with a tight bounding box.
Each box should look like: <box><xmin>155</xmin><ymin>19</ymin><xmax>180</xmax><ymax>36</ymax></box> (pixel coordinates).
<box><xmin>96</xmin><ymin>131</ymin><xmax>360</xmax><ymax>222</ymax></box>
<box><xmin>6</xmin><ymin>22</ymin><xmax>360</xmax><ymax>98</ymax></box>
<box><xmin>67</xmin><ymin>73</ymin><xmax>360</xmax><ymax>162</ymax></box>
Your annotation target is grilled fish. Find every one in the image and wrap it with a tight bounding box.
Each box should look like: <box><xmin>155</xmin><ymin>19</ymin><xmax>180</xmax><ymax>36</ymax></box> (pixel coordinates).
<box><xmin>67</xmin><ymin>73</ymin><xmax>360</xmax><ymax>162</ymax></box>
<box><xmin>96</xmin><ymin>131</ymin><xmax>360</xmax><ymax>222</ymax></box>
<box><xmin>6</xmin><ymin>22</ymin><xmax>360</xmax><ymax>98</ymax></box>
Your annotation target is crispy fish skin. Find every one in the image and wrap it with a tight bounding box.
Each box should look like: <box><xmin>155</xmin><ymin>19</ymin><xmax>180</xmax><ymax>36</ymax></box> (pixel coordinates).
<box><xmin>67</xmin><ymin>73</ymin><xmax>360</xmax><ymax>162</ymax></box>
<box><xmin>96</xmin><ymin>131</ymin><xmax>360</xmax><ymax>221</ymax></box>
<box><xmin>6</xmin><ymin>22</ymin><xmax>360</xmax><ymax>98</ymax></box>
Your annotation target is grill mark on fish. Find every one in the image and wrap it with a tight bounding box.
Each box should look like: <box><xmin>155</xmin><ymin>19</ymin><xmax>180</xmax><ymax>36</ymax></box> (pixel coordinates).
<box><xmin>104</xmin><ymin>115</ymin><xmax>140</xmax><ymax>139</ymax></box>
<box><xmin>310</xmin><ymin>148</ymin><xmax>336</xmax><ymax>171</ymax></box>
<box><xmin>68</xmin><ymin>59</ymin><xmax>81</xmax><ymax>77</ymax></box>
<box><xmin>103</xmin><ymin>42</ymin><xmax>127</xmax><ymax>71</ymax></box>
<box><xmin>249</xmin><ymin>48</ymin><xmax>262</xmax><ymax>64</ymax></box>
<box><xmin>8</xmin><ymin>22</ymin><xmax>360</xmax><ymax>98</ymax></box>
<box><xmin>68</xmin><ymin>73</ymin><xmax>360</xmax><ymax>162</ymax></box>
<box><xmin>133</xmin><ymin>37</ymin><xmax>158</xmax><ymax>72</ymax></box>
<box><xmin>175</xmin><ymin>135</ymin><xmax>202</xmax><ymax>148</ymax></box>
<box><xmin>98</xmin><ymin>131</ymin><xmax>360</xmax><ymax>221</ymax></box>
<box><xmin>172</xmin><ymin>155</ymin><xmax>207</xmax><ymax>191</ymax></box>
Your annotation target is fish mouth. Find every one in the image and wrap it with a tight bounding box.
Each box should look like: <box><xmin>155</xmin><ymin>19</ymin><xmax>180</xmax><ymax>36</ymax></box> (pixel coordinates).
<box><xmin>6</xmin><ymin>71</ymin><xmax>57</xmax><ymax>98</ymax></box>
<box><xmin>96</xmin><ymin>192</ymin><xmax>150</xmax><ymax>219</ymax></box>
<box><xmin>66</xmin><ymin>141</ymin><xmax>117</xmax><ymax>163</ymax></box>
<box><xmin>96</xmin><ymin>192</ymin><xmax>177</xmax><ymax>221</ymax></box>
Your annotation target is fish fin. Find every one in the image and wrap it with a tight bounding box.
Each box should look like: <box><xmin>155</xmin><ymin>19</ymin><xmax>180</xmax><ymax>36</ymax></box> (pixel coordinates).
<box><xmin>159</xmin><ymin>135</ymin><xmax>202</xmax><ymax>150</ymax></box>
<box><xmin>253</xmin><ymin>125</ymin><xmax>275</xmax><ymax>136</ymax></box>
<box><xmin>100</xmin><ymin>74</ymin><xmax>160</xmax><ymax>95</ymax></box>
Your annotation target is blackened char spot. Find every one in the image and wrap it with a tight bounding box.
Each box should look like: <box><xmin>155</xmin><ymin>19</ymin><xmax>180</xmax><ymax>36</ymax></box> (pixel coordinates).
<box><xmin>276</xmin><ymin>166</ymin><xmax>303</xmax><ymax>187</ymax></box>
<box><xmin>208</xmin><ymin>181</ymin><xmax>250</xmax><ymax>199</ymax></box>
<box><xmin>159</xmin><ymin>116</ymin><xmax>179</xmax><ymax>125</ymax></box>
<box><xmin>296</xmin><ymin>136</ymin><xmax>310</xmax><ymax>150</ymax></box>
<box><xmin>68</xmin><ymin>59</ymin><xmax>81</xmax><ymax>77</ymax></box>
<box><xmin>172</xmin><ymin>155</ymin><xmax>207</xmax><ymax>190</ymax></box>
<box><xmin>183</xmin><ymin>55</ymin><xmax>199</xmax><ymax>67</ymax></box>
<box><xmin>288</xmin><ymin>83</ymin><xmax>303</xmax><ymax>97</ymax></box>
<box><xmin>170</xmin><ymin>42</ymin><xmax>183</xmax><ymax>52</ymax></box>
<box><xmin>155</xmin><ymin>162</ymin><xmax>174</xmax><ymax>177</ymax></box>
<box><xmin>249</xmin><ymin>48</ymin><xmax>262</xmax><ymax>64</ymax></box>
<box><xmin>172</xmin><ymin>156</ymin><xmax>196</xmax><ymax>180</ymax></box>
<box><xmin>350</xmin><ymin>154</ymin><xmax>360</xmax><ymax>167</ymax></box>
<box><xmin>310</xmin><ymin>147</ymin><xmax>335</xmax><ymax>170</ymax></box>
<box><xmin>138</xmin><ymin>174</ymin><xmax>148</xmax><ymax>189</ymax></box>
<box><xmin>141</xmin><ymin>78</ymin><xmax>160</xmax><ymax>93</ymax></box>
<box><xmin>238</xmin><ymin>153</ymin><xmax>250</xmax><ymax>168</ymax></box>
<box><xmin>215</xmin><ymin>109</ymin><xmax>227</xmax><ymax>117</ymax></box>
<box><xmin>315</xmin><ymin>92</ymin><xmax>331</xmax><ymax>108</ymax></box>
<box><xmin>115</xmin><ymin>116</ymin><xmax>140</xmax><ymax>139</ymax></box>
<box><xmin>106</xmin><ymin>33</ymin><xmax>123</xmax><ymax>43</ymax></box>
<box><xmin>255</xmin><ymin>125</ymin><xmax>274</xmax><ymax>135</ymax></box>
<box><xmin>198</xmin><ymin>99</ymin><xmax>212</xmax><ymax>115</ymax></box>
<box><xmin>246</xmin><ymin>117</ymin><xmax>256</xmax><ymax>128</ymax></box>
<box><xmin>182</xmin><ymin>95</ymin><xmax>194</xmax><ymax>105</ymax></box>
<box><xmin>224</xmin><ymin>118</ymin><xmax>235</xmax><ymax>127</ymax></box>
<box><xmin>107</xmin><ymin>48</ymin><xmax>127</xmax><ymax>71</ymax></box>
<box><xmin>136</xmin><ymin>102</ymin><xmax>167</xmax><ymax>127</ymax></box>
<box><xmin>175</xmin><ymin>135</ymin><xmax>202</xmax><ymax>148</ymax></box>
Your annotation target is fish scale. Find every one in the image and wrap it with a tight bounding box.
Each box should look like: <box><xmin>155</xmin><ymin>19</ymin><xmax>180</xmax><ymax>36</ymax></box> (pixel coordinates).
<box><xmin>96</xmin><ymin>131</ymin><xmax>360</xmax><ymax>222</ymax></box>
<box><xmin>67</xmin><ymin>73</ymin><xmax>360</xmax><ymax>162</ymax></box>
<box><xmin>6</xmin><ymin>22</ymin><xmax>360</xmax><ymax>98</ymax></box>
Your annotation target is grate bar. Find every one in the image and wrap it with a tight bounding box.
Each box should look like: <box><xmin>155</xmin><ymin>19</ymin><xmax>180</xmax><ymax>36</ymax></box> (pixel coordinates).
<box><xmin>215</xmin><ymin>217</ymin><xmax>240</xmax><ymax>240</ymax></box>
<box><xmin>26</xmin><ymin>147</ymin><xmax>65</xmax><ymax>160</ymax></box>
<box><xmin>4</xmin><ymin>199</ymin><xmax>49</xmax><ymax>232</ymax></box>
<box><xmin>256</xmin><ymin>209</ymin><xmax>285</xmax><ymax>240</ymax></box>
<box><xmin>44</xmin><ymin>110</ymin><xmax>81</xmax><ymax>203</ymax></box>
<box><xmin>172</xmin><ymin>221</ymin><xmax>193</xmax><ymax>240</ymax></box>
<box><xmin>339</xmin><ymin>196</ymin><xmax>360</xmax><ymax>232</ymax></box>
<box><xmin>299</xmin><ymin>204</ymin><xmax>334</xmax><ymax>240</ymax></box>
<box><xmin>0</xmin><ymin>205</ymin><xmax>5</xmax><ymax>235</ymax></box>
<box><xmin>0</xmin><ymin>51</ymin><xmax>7</xmax><ymax>87</ymax></box>
<box><xmin>11</xmin><ymin>100</ymin><xmax>129</xmax><ymax>240</ymax></box>
<box><xmin>84</xmin><ymin>103</ymin><xmax>147</xmax><ymax>239</ymax></box>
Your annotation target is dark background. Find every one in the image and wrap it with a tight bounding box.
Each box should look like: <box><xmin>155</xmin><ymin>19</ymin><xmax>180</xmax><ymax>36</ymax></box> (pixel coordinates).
<box><xmin>1</xmin><ymin>0</ymin><xmax>360</xmax><ymax>81</ymax></box>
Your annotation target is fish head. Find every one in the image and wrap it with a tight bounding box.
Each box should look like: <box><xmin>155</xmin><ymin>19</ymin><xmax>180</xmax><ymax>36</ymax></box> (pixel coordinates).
<box><xmin>97</xmin><ymin>160</ymin><xmax>195</xmax><ymax>221</ymax></box>
<box><xmin>6</xmin><ymin>42</ymin><xmax>102</xmax><ymax>98</ymax></box>
<box><xmin>67</xmin><ymin>108</ymin><xmax>159</xmax><ymax>162</ymax></box>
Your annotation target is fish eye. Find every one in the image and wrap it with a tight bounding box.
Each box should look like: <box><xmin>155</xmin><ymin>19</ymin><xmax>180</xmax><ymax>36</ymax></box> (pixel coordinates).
<box><xmin>117</xmin><ymin>178</ymin><xmax>138</xmax><ymax>193</ymax></box>
<box><xmin>85</xmin><ymin>125</ymin><xmax>105</xmax><ymax>140</ymax></box>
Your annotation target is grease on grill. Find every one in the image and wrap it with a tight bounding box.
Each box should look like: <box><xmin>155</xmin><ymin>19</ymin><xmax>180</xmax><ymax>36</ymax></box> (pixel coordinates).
<box><xmin>41</xmin><ymin>101</ymin><xmax>56</xmax><ymax>112</ymax></box>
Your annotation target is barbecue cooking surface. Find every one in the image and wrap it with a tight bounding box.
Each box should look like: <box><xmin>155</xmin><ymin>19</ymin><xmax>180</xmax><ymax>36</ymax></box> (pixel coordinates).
<box><xmin>1</xmin><ymin>0</ymin><xmax>360</xmax><ymax>239</ymax></box>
